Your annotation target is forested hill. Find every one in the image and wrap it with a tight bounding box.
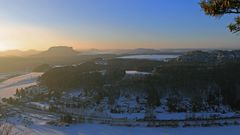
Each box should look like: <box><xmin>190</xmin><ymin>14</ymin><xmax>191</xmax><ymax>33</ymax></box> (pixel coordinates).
<box><xmin>176</xmin><ymin>50</ymin><xmax>240</xmax><ymax>63</ymax></box>
<box><xmin>40</xmin><ymin>50</ymin><xmax>240</xmax><ymax>111</ymax></box>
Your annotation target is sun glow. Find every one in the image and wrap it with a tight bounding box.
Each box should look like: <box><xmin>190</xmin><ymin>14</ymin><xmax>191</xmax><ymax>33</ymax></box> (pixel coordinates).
<box><xmin>0</xmin><ymin>43</ymin><xmax>12</xmax><ymax>51</ymax></box>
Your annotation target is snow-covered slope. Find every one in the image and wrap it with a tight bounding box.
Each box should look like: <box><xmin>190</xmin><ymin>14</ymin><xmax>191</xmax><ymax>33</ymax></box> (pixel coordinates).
<box><xmin>0</xmin><ymin>72</ymin><xmax>43</xmax><ymax>98</ymax></box>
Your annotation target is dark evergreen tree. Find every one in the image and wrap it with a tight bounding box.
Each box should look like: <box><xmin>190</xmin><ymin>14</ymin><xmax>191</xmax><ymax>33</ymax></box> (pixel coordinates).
<box><xmin>200</xmin><ymin>0</ymin><xmax>240</xmax><ymax>33</ymax></box>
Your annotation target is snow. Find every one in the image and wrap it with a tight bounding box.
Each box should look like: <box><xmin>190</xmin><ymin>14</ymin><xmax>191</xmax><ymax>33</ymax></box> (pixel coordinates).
<box><xmin>125</xmin><ymin>70</ymin><xmax>151</xmax><ymax>75</ymax></box>
<box><xmin>27</xmin><ymin>102</ymin><xmax>50</xmax><ymax>110</ymax></box>
<box><xmin>110</xmin><ymin>113</ymin><xmax>145</xmax><ymax>120</ymax></box>
<box><xmin>95</xmin><ymin>60</ymin><xmax>108</xmax><ymax>65</ymax></box>
<box><xmin>155</xmin><ymin>112</ymin><xmax>235</xmax><ymax>120</ymax></box>
<box><xmin>0</xmin><ymin>72</ymin><xmax>25</xmax><ymax>82</ymax></box>
<box><xmin>118</xmin><ymin>55</ymin><xmax>179</xmax><ymax>61</ymax></box>
<box><xmin>53</xmin><ymin>65</ymin><xmax>66</xmax><ymax>68</ymax></box>
<box><xmin>67</xmin><ymin>91</ymin><xmax>82</xmax><ymax>98</ymax></box>
<box><xmin>52</xmin><ymin>124</ymin><xmax>240</xmax><ymax>135</ymax></box>
<box><xmin>1</xmin><ymin>96</ymin><xmax>239</xmax><ymax>135</ymax></box>
<box><xmin>0</xmin><ymin>72</ymin><xmax>43</xmax><ymax>98</ymax></box>
<box><xmin>3</xmin><ymin>105</ymin><xmax>240</xmax><ymax>134</ymax></box>
<box><xmin>109</xmin><ymin>112</ymin><xmax>236</xmax><ymax>121</ymax></box>
<box><xmin>4</xmin><ymin>123</ymin><xmax>240</xmax><ymax>135</ymax></box>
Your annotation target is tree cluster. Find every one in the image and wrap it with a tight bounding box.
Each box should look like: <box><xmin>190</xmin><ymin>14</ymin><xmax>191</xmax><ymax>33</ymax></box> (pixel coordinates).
<box><xmin>200</xmin><ymin>0</ymin><xmax>240</xmax><ymax>33</ymax></box>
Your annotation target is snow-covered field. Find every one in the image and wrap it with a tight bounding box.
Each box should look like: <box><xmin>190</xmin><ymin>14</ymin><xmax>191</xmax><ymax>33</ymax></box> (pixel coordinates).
<box><xmin>3</xmin><ymin>108</ymin><xmax>240</xmax><ymax>135</ymax></box>
<box><xmin>7</xmin><ymin>123</ymin><xmax>240</xmax><ymax>135</ymax></box>
<box><xmin>0</xmin><ymin>72</ymin><xmax>25</xmax><ymax>82</ymax></box>
<box><xmin>50</xmin><ymin>124</ymin><xmax>240</xmax><ymax>135</ymax></box>
<box><xmin>0</xmin><ymin>72</ymin><xmax>43</xmax><ymax>98</ymax></box>
<box><xmin>118</xmin><ymin>54</ymin><xmax>179</xmax><ymax>61</ymax></box>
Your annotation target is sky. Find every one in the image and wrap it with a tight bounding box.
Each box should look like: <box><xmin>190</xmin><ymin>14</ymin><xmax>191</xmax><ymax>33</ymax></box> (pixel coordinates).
<box><xmin>0</xmin><ymin>0</ymin><xmax>239</xmax><ymax>51</ymax></box>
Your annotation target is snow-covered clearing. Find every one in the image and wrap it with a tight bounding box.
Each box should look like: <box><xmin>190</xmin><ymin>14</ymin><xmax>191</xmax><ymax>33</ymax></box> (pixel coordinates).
<box><xmin>125</xmin><ymin>70</ymin><xmax>151</xmax><ymax>75</ymax></box>
<box><xmin>0</xmin><ymin>72</ymin><xmax>43</xmax><ymax>98</ymax></box>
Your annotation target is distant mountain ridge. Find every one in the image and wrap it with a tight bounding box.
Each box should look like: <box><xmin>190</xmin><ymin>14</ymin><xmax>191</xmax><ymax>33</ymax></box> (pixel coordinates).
<box><xmin>33</xmin><ymin>46</ymin><xmax>79</xmax><ymax>57</ymax></box>
<box><xmin>78</xmin><ymin>48</ymin><xmax>186</xmax><ymax>55</ymax></box>
<box><xmin>1</xmin><ymin>46</ymin><xmax>237</xmax><ymax>58</ymax></box>
<box><xmin>0</xmin><ymin>49</ymin><xmax>40</xmax><ymax>57</ymax></box>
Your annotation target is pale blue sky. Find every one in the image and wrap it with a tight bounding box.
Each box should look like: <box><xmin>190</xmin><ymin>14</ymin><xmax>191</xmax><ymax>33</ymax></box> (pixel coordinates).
<box><xmin>0</xmin><ymin>0</ymin><xmax>239</xmax><ymax>50</ymax></box>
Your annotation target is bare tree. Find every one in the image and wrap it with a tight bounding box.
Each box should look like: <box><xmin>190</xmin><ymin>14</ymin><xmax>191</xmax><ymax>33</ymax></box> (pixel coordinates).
<box><xmin>0</xmin><ymin>124</ymin><xmax>13</xmax><ymax>135</ymax></box>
